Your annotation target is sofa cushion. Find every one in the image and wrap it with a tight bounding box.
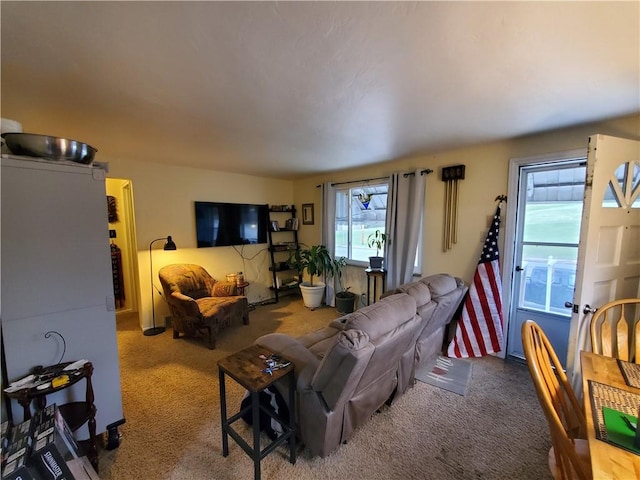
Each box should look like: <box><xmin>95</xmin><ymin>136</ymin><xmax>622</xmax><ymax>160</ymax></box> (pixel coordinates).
<box><xmin>331</xmin><ymin>294</ymin><xmax>417</xmax><ymax>341</ymax></box>
<box><xmin>196</xmin><ymin>296</ymin><xmax>246</xmax><ymax>328</ymax></box>
<box><xmin>297</xmin><ymin>325</ymin><xmax>343</xmax><ymax>358</ymax></box>
<box><xmin>394</xmin><ymin>281</ymin><xmax>432</xmax><ymax>306</ymax></box>
<box><xmin>420</xmin><ymin>273</ymin><xmax>459</xmax><ymax>298</ymax></box>
<box><xmin>212</xmin><ymin>281</ymin><xmax>238</xmax><ymax>297</ymax></box>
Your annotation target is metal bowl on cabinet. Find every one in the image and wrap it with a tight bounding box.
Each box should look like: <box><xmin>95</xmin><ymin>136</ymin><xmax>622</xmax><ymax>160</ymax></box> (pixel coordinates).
<box><xmin>1</xmin><ymin>132</ymin><xmax>97</xmax><ymax>164</ymax></box>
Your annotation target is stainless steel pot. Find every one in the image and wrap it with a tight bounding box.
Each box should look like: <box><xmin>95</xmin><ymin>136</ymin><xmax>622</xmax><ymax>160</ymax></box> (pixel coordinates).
<box><xmin>1</xmin><ymin>133</ymin><xmax>97</xmax><ymax>164</ymax></box>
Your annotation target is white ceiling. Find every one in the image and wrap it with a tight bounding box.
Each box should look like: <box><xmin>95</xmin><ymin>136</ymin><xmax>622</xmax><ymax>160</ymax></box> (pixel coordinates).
<box><xmin>1</xmin><ymin>1</ymin><xmax>638</xmax><ymax>178</ymax></box>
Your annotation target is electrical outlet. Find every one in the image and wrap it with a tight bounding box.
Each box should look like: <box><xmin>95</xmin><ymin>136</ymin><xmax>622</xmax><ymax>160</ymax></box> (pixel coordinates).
<box><xmin>106</xmin><ymin>295</ymin><xmax>115</xmax><ymax>311</ymax></box>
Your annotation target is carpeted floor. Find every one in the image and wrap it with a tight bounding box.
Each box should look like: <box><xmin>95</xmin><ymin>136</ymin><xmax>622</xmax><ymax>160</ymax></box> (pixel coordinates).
<box><xmin>99</xmin><ymin>297</ymin><xmax>552</xmax><ymax>480</ymax></box>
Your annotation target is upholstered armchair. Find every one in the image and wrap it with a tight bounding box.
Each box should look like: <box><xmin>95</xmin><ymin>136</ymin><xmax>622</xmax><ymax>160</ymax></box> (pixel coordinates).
<box><xmin>158</xmin><ymin>264</ymin><xmax>249</xmax><ymax>349</ymax></box>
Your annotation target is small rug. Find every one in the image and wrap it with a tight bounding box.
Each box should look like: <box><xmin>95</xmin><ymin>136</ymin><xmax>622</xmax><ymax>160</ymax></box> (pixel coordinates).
<box><xmin>415</xmin><ymin>355</ymin><xmax>473</xmax><ymax>395</ymax></box>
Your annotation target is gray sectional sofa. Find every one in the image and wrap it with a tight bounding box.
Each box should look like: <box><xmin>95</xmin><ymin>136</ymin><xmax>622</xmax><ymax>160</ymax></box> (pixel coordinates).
<box><xmin>255</xmin><ymin>273</ymin><xmax>467</xmax><ymax>457</ymax></box>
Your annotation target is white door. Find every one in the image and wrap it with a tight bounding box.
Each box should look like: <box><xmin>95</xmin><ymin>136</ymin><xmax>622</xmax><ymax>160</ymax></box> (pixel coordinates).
<box><xmin>567</xmin><ymin>134</ymin><xmax>640</xmax><ymax>392</ymax></box>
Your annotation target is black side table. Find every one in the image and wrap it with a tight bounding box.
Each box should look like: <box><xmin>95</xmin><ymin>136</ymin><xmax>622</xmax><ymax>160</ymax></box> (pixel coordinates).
<box><xmin>365</xmin><ymin>268</ymin><xmax>387</xmax><ymax>305</ymax></box>
<box><xmin>218</xmin><ymin>344</ymin><xmax>296</xmax><ymax>480</ymax></box>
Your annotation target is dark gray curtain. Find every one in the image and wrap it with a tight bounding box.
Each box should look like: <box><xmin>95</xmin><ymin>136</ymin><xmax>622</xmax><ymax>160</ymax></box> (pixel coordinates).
<box><xmin>321</xmin><ymin>182</ymin><xmax>337</xmax><ymax>306</ymax></box>
<box><xmin>385</xmin><ymin>170</ymin><xmax>426</xmax><ymax>289</ymax></box>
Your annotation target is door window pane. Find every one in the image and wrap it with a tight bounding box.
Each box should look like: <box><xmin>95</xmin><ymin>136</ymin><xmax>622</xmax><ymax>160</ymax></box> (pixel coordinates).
<box><xmin>603</xmin><ymin>161</ymin><xmax>640</xmax><ymax>208</ymax></box>
<box><xmin>520</xmin><ymin>246</ymin><xmax>578</xmax><ymax>316</ymax></box>
<box><xmin>522</xmin><ymin>167</ymin><xmax>585</xmax><ymax>244</ymax></box>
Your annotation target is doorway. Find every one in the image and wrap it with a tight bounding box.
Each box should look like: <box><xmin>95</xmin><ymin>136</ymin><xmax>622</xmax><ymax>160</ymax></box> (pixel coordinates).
<box><xmin>106</xmin><ymin>178</ymin><xmax>140</xmax><ymax>317</ymax></box>
<box><xmin>504</xmin><ymin>150</ymin><xmax>587</xmax><ymax>365</ymax></box>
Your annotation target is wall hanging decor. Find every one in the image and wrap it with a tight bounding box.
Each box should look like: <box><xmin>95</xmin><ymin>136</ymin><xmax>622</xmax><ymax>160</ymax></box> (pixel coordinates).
<box><xmin>441</xmin><ymin>164</ymin><xmax>465</xmax><ymax>252</ymax></box>
<box><xmin>107</xmin><ymin>195</ymin><xmax>118</xmax><ymax>223</ymax></box>
<box><xmin>357</xmin><ymin>191</ymin><xmax>373</xmax><ymax>209</ymax></box>
<box><xmin>302</xmin><ymin>203</ymin><xmax>314</xmax><ymax>225</ymax></box>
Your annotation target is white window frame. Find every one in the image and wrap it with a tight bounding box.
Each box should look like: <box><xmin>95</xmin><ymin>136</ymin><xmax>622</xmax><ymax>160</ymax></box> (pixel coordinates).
<box><xmin>333</xmin><ymin>180</ymin><xmax>424</xmax><ymax>274</ymax></box>
<box><xmin>334</xmin><ymin>181</ymin><xmax>389</xmax><ymax>267</ymax></box>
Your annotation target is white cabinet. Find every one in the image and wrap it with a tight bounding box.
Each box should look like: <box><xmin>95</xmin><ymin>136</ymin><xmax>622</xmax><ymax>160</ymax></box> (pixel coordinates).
<box><xmin>1</xmin><ymin>155</ymin><xmax>124</xmax><ymax>436</ymax></box>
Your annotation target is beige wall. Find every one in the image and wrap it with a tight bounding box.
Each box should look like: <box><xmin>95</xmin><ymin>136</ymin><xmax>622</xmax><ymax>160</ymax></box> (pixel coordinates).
<box><xmin>6</xmin><ymin>112</ymin><xmax>638</xmax><ymax>330</ymax></box>
<box><xmin>293</xmin><ymin>114</ymin><xmax>640</xmax><ymax>296</ymax></box>
<box><xmin>107</xmin><ymin>113</ymin><xmax>638</xmax><ymax>329</ymax></box>
<box><xmin>104</xmin><ymin>160</ymin><xmax>295</xmax><ymax>327</ymax></box>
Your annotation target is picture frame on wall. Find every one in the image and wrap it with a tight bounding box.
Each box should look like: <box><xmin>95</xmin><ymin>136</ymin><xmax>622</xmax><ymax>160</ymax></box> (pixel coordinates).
<box><xmin>302</xmin><ymin>203</ymin><xmax>314</xmax><ymax>225</ymax></box>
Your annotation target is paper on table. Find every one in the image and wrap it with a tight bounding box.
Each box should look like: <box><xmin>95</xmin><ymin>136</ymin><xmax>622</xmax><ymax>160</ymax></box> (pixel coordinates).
<box><xmin>63</xmin><ymin>359</ymin><xmax>89</xmax><ymax>371</ymax></box>
<box><xmin>602</xmin><ymin>407</ymin><xmax>640</xmax><ymax>455</ymax></box>
<box><xmin>3</xmin><ymin>374</ymin><xmax>36</xmax><ymax>392</ymax></box>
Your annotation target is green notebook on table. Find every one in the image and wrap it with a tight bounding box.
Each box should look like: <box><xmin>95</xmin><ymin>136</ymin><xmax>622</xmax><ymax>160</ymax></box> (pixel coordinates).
<box><xmin>602</xmin><ymin>407</ymin><xmax>640</xmax><ymax>455</ymax></box>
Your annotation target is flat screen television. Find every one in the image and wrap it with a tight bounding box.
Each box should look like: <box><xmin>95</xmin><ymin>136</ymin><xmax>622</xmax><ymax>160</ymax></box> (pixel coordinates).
<box><xmin>195</xmin><ymin>201</ymin><xmax>269</xmax><ymax>247</ymax></box>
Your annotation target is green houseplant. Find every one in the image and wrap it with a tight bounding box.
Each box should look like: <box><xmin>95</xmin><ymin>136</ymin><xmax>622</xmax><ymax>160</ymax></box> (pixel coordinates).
<box><xmin>367</xmin><ymin>230</ymin><xmax>389</xmax><ymax>270</ymax></box>
<box><xmin>289</xmin><ymin>245</ymin><xmax>342</xmax><ymax>309</ymax></box>
<box><xmin>333</xmin><ymin>256</ymin><xmax>357</xmax><ymax>314</ymax></box>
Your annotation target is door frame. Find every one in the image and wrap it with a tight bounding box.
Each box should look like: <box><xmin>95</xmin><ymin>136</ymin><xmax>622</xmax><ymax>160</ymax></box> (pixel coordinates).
<box><xmin>502</xmin><ymin>148</ymin><xmax>587</xmax><ymax>360</ymax></box>
<box><xmin>106</xmin><ymin>177</ymin><xmax>141</xmax><ymax>316</ymax></box>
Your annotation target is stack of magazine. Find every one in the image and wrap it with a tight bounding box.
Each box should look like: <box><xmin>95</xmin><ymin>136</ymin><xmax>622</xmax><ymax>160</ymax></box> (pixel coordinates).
<box><xmin>1</xmin><ymin>404</ymin><xmax>95</xmax><ymax>480</ymax></box>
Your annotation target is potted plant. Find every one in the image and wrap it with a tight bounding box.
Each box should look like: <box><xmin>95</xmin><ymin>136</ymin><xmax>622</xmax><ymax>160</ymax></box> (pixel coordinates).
<box><xmin>367</xmin><ymin>229</ymin><xmax>389</xmax><ymax>270</ymax></box>
<box><xmin>333</xmin><ymin>256</ymin><xmax>357</xmax><ymax>314</ymax></box>
<box><xmin>289</xmin><ymin>245</ymin><xmax>340</xmax><ymax>309</ymax></box>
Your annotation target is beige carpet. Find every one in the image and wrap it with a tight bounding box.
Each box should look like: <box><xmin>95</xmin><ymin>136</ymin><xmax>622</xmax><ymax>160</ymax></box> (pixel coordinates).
<box><xmin>99</xmin><ymin>297</ymin><xmax>553</xmax><ymax>480</ymax></box>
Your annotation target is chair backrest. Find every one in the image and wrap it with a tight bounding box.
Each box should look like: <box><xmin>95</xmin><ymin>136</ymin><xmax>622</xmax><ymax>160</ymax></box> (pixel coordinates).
<box><xmin>158</xmin><ymin>264</ymin><xmax>216</xmax><ymax>300</ymax></box>
<box><xmin>589</xmin><ymin>298</ymin><xmax>640</xmax><ymax>363</ymax></box>
<box><xmin>521</xmin><ymin>320</ymin><xmax>590</xmax><ymax>480</ymax></box>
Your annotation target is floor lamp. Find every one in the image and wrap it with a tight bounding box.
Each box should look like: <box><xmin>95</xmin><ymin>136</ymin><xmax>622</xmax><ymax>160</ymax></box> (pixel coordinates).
<box><xmin>145</xmin><ymin>235</ymin><xmax>177</xmax><ymax>337</ymax></box>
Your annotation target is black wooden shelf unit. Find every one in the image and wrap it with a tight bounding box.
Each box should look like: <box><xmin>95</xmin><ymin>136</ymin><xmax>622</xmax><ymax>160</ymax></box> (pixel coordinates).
<box><xmin>267</xmin><ymin>205</ymin><xmax>301</xmax><ymax>302</ymax></box>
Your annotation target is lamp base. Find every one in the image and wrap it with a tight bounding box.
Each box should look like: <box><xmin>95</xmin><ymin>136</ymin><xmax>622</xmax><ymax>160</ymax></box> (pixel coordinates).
<box><xmin>143</xmin><ymin>326</ymin><xmax>166</xmax><ymax>336</ymax></box>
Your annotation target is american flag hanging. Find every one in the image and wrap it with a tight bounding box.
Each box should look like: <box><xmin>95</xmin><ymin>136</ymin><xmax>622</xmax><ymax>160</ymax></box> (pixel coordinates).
<box><xmin>448</xmin><ymin>203</ymin><xmax>505</xmax><ymax>358</ymax></box>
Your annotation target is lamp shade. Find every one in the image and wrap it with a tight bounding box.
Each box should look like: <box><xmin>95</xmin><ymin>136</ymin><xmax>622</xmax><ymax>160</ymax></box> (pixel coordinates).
<box><xmin>164</xmin><ymin>236</ymin><xmax>177</xmax><ymax>250</ymax></box>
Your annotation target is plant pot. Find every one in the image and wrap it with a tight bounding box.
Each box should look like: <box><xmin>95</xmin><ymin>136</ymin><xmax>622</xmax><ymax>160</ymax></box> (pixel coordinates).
<box><xmin>369</xmin><ymin>256</ymin><xmax>384</xmax><ymax>270</ymax></box>
<box><xmin>335</xmin><ymin>291</ymin><xmax>356</xmax><ymax>314</ymax></box>
<box><xmin>299</xmin><ymin>281</ymin><xmax>326</xmax><ymax>310</ymax></box>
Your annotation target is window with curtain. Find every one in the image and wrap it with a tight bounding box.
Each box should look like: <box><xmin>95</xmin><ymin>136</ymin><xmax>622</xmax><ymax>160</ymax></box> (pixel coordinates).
<box><xmin>334</xmin><ymin>182</ymin><xmax>389</xmax><ymax>265</ymax></box>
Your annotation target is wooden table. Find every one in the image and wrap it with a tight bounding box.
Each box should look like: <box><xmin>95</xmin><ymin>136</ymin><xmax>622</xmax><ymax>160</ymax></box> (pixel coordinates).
<box><xmin>218</xmin><ymin>344</ymin><xmax>296</xmax><ymax>480</ymax></box>
<box><xmin>580</xmin><ymin>351</ymin><xmax>640</xmax><ymax>479</ymax></box>
<box><xmin>365</xmin><ymin>268</ymin><xmax>386</xmax><ymax>305</ymax></box>
<box><xmin>237</xmin><ymin>281</ymin><xmax>250</xmax><ymax>296</ymax></box>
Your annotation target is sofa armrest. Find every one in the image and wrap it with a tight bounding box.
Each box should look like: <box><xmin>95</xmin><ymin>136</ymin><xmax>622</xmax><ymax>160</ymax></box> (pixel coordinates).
<box><xmin>310</xmin><ymin>330</ymin><xmax>374</xmax><ymax>410</ymax></box>
<box><xmin>255</xmin><ymin>333</ymin><xmax>320</xmax><ymax>388</ymax></box>
<box><xmin>169</xmin><ymin>291</ymin><xmax>200</xmax><ymax>317</ymax></box>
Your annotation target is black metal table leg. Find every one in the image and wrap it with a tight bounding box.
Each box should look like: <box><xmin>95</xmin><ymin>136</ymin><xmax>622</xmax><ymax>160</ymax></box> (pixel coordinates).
<box><xmin>373</xmin><ymin>276</ymin><xmax>378</xmax><ymax>303</ymax></box>
<box><xmin>219</xmin><ymin>368</ymin><xmax>229</xmax><ymax>457</ymax></box>
<box><xmin>252</xmin><ymin>391</ymin><xmax>261</xmax><ymax>480</ymax></box>
<box><xmin>288</xmin><ymin>369</ymin><xmax>296</xmax><ymax>464</ymax></box>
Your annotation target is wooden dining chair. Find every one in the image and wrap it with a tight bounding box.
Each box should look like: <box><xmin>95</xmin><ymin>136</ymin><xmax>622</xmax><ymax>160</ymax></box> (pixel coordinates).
<box><xmin>521</xmin><ymin>320</ymin><xmax>592</xmax><ymax>480</ymax></box>
<box><xmin>589</xmin><ymin>298</ymin><xmax>640</xmax><ymax>363</ymax></box>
